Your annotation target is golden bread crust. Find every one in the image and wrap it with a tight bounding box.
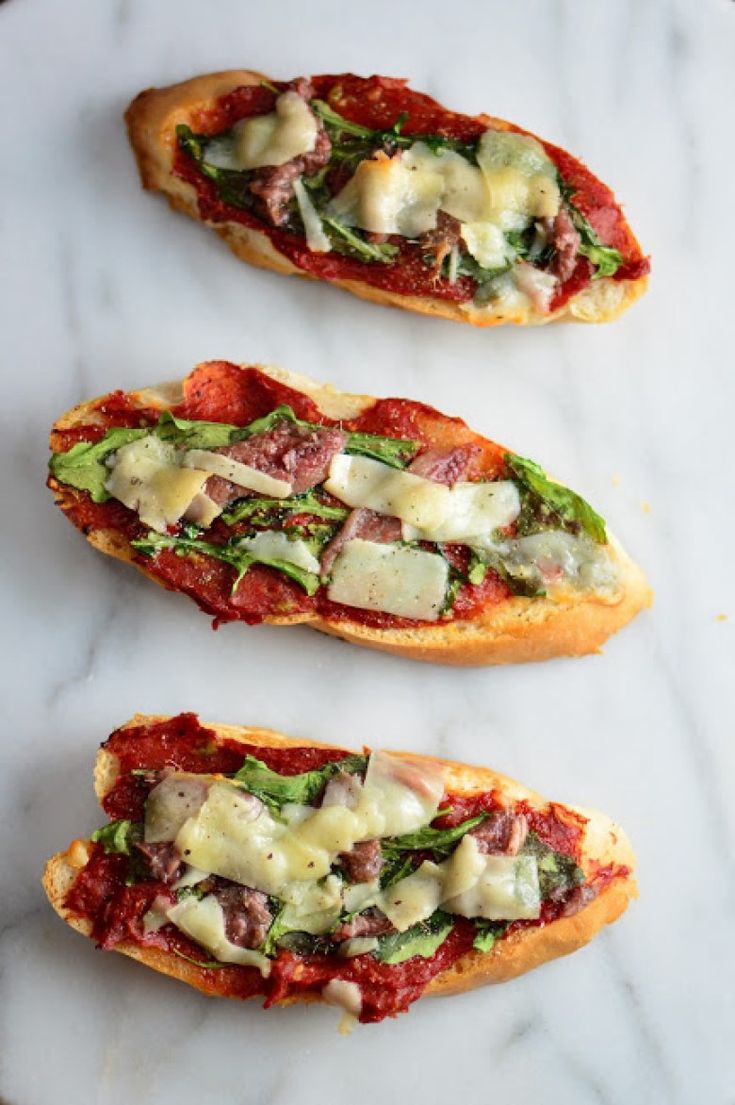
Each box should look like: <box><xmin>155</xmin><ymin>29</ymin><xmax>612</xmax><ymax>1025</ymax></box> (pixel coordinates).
<box><xmin>49</xmin><ymin>363</ymin><xmax>652</xmax><ymax>665</ymax></box>
<box><xmin>124</xmin><ymin>70</ymin><xmax>648</xmax><ymax>327</ymax></box>
<box><xmin>43</xmin><ymin>715</ymin><xmax>636</xmax><ymax>1009</ymax></box>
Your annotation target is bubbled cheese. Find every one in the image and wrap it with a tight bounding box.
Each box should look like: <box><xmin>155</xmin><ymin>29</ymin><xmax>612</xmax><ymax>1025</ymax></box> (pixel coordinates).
<box><xmin>443</xmin><ymin>852</ymin><xmax>541</xmax><ymax>921</ymax></box>
<box><xmin>105</xmin><ymin>437</ymin><xmax>209</xmax><ymax>534</ymax></box>
<box><xmin>327</xmin><ymin>539</ymin><xmax>449</xmax><ymax>622</ymax></box>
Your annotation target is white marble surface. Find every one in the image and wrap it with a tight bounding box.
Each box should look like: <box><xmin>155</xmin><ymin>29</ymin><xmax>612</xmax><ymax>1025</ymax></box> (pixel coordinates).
<box><xmin>1</xmin><ymin>0</ymin><xmax>733</xmax><ymax>1101</ymax></box>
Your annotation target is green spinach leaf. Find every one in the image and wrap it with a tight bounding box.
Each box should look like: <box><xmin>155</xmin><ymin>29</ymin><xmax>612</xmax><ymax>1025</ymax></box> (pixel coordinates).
<box><xmin>522</xmin><ymin>832</ymin><xmax>584</xmax><ymax>899</ymax></box>
<box><xmin>472</xmin><ymin>920</ymin><xmax>508</xmax><ymax>953</ymax></box>
<box><xmin>322</xmin><ymin>217</ymin><xmax>399</xmax><ymax>263</ymax></box>
<box><xmin>345</xmin><ymin>431</ymin><xmax>419</xmax><ymax>469</ymax></box>
<box><xmin>505</xmin><ymin>453</ymin><xmax>607</xmax><ymax>544</ymax></box>
<box><xmin>91</xmin><ymin>819</ymin><xmax>142</xmax><ymax>855</ymax></box>
<box><xmin>383</xmin><ymin>813</ymin><xmax>487</xmax><ymax>858</ymax></box>
<box><xmin>222</xmin><ymin>492</ymin><xmax>349</xmax><ymax>526</ymax></box>
<box><xmin>49</xmin><ymin>428</ymin><xmax>149</xmax><ymax>501</ymax></box>
<box><xmin>232</xmin><ymin>753</ymin><xmax>367</xmax><ymax>810</ymax></box>
<box><xmin>375</xmin><ymin>910</ymin><xmax>454</xmax><ymax>965</ymax></box>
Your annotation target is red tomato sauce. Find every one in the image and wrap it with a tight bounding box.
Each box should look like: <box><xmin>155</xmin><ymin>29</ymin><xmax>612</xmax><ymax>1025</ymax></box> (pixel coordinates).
<box><xmin>174</xmin><ymin>73</ymin><xmax>649</xmax><ymax>307</ymax></box>
<box><xmin>64</xmin><ymin>715</ymin><xmax>626</xmax><ymax>1022</ymax></box>
<box><xmin>50</xmin><ymin>363</ymin><xmax>518</xmax><ymax>631</ymax></box>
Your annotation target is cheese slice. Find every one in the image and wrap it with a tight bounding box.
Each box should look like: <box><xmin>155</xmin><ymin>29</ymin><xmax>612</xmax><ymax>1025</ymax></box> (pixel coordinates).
<box><xmin>443</xmin><ymin>853</ymin><xmax>541</xmax><ymax>921</ymax></box>
<box><xmin>293</xmin><ymin>178</ymin><xmax>331</xmax><ymax>252</ymax></box>
<box><xmin>403</xmin><ymin>142</ymin><xmax>489</xmax><ymax>224</ymax></box>
<box><xmin>379</xmin><ymin>835</ymin><xmax>540</xmax><ymax>930</ymax></box>
<box><xmin>182</xmin><ymin>449</ymin><xmax>292</xmax><ymax>498</ymax></box>
<box><xmin>461</xmin><ymin>221</ymin><xmax>515</xmax><ymax>270</ymax></box>
<box><xmin>230</xmin><ymin>91</ymin><xmax>317</xmax><ymax>170</ymax></box>
<box><xmin>235</xmin><ymin>530</ymin><xmax>321</xmax><ymax>574</ymax></box>
<box><xmin>476</xmin><ymin>129</ymin><xmax>560</xmax><ymax>228</ymax></box>
<box><xmin>325</xmin><ymin>454</ymin><xmax>452</xmax><ymax>530</ymax></box>
<box><xmin>165</xmin><ymin>895</ymin><xmax>271</xmax><ymax>975</ymax></box>
<box><xmin>327</xmin><ymin>539</ymin><xmax>449</xmax><ymax>621</ymax></box>
<box><xmin>328</xmin><ymin>152</ymin><xmax>444</xmax><ymax>237</ymax></box>
<box><xmin>325</xmin><ymin>454</ymin><xmax>520</xmax><ymax>542</ymax></box>
<box><xmin>174</xmin><ymin>753</ymin><xmax>445</xmax><ymax>899</ymax></box>
<box><xmin>105</xmin><ymin>436</ymin><xmax>209</xmax><ymax>534</ymax></box>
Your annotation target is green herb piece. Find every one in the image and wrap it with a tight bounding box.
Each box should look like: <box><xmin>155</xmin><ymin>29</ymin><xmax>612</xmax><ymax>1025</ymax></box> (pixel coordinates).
<box><xmin>375</xmin><ymin>910</ymin><xmax>454</xmax><ymax>965</ymax></box>
<box><xmin>131</xmin><ymin>530</ymin><xmax>321</xmax><ymax>596</ymax></box>
<box><xmin>49</xmin><ymin>428</ymin><xmax>149</xmax><ymax>501</ymax></box>
<box><xmin>383</xmin><ymin>813</ymin><xmax>486</xmax><ymax>859</ymax></box>
<box><xmin>467</xmin><ymin>546</ymin><xmax>546</xmax><ymax>599</ymax></box>
<box><xmin>153</xmin><ymin>410</ymin><xmax>238</xmax><ymax>449</ymax></box>
<box><xmin>467</xmin><ymin>552</ymin><xmax>488</xmax><ymax>586</ymax></box>
<box><xmin>345</xmin><ymin>431</ymin><xmax>419</xmax><ymax>469</ymax></box>
<box><xmin>232</xmin><ymin>753</ymin><xmax>367</xmax><ymax>810</ymax></box>
<box><xmin>176</xmin><ymin>125</ymin><xmax>257</xmax><ymax>210</ymax></box>
<box><xmin>522</xmin><ymin>832</ymin><xmax>584</xmax><ymax>899</ymax></box>
<box><xmin>91</xmin><ymin>819</ymin><xmax>142</xmax><ymax>856</ymax></box>
<box><xmin>175</xmin><ymin>884</ymin><xmax>208</xmax><ymax>902</ymax></box>
<box><xmin>260</xmin><ymin>904</ymin><xmax>289</xmax><ymax>957</ymax></box>
<box><xmin>561</xmin><ymin>192</ymin><xmax>623</xmax><ymax>279</ymax></box>
<box><xmin>472</xmin><ymin>920</ymin><xmax>508</xmax><ymax>953</ymax></box>
<box><xmin>259</xmin><ymin>78</ymin><xmax>280</xmax><ymax>94</ymax></box>
<box><xmin>505</xmin><ymin>453</ymin><xmax>607</xmax><ymax>544</ymax></box>
<box><xmin>171</xmin><ymin>948</ymin><xmax>227</xmax><ymax>970</ymax></box>
<box><xmin>222</xmin><ymin>491</ymin><xmax>349</xmax><ymax>526</ymax></box>
<box><xmin>379</xmin><ymin>852</ymin><xmax>416</xmax><ymax>890</ymax></box>
<box><xmin>322</xmin><ymin>217</ymin><xmax>399</xmax><ymax>263</ymax></box>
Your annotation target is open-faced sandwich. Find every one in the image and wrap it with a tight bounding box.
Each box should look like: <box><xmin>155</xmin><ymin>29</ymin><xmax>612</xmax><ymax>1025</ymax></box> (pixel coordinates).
<box><xmin>48</xmin><ymin>361</ymin><xmax>650</xmax><ymax>665</ymax></box>
<box><xmin>126</xmin><ymin>71</ymin><xmax>649</xmax><ymax>327</ymax></box>
<box><xmin>43</xmin><ymin>714</ymin><xmax>637</xmax><ymax>1026</ymax></box>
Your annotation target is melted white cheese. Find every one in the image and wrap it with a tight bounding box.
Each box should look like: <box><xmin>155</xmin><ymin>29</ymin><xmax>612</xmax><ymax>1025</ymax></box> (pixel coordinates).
<box><xmin>229</xmin><ymin>91</ymin><xmax>318</xmax><ymax>170</ymax></box>
<box><xmin>165</xmin><ymin>895</ymin><xmax>271</xmax><ymax>975</ymax></box>
<box><xmin>174</xmin><ymin>753</ymin><xmax>445</xmax><ymax>899</ymax></box>
<box><xmin>144</xmin><ymin>773</ymin><xmax>213</xmax><ymax>843</ymax></box>
<box><xmin>379</xmin><ymin>835</ymin><xmax>541</xmax><ymax>930</ymax></box>
<box><xmin>476</xmin><ymin>130</ymin><xmax>560</xmax><ymax>228</ymax></box>
<box><xmin>235</xmin><ymin>530</ymin><xmax>321</xmax><ymax>574</ymax></box>
<box><xmin>105</xmin><ymin>437</ymin><xmax>209</xmax><ymax>534</ymax></box>
<box><xmin>182</xmin><ymin>449</ymin><xmax>292</xmax><ymax>498</ymax></box>
<box><xmin>328</xmin><ymin>152</ymin><xmax>443</xmax><ymax>237</ymax></box>
<box><xmin>473</xmin><ymin>530</ymin><xmax>620</xmax><ymax>596</ymax></box>
<box><xmin>293</xmin><ymin>178</ymin><xmax>332</xmax><ymax>252</ymax></box>
<box><xmin>327</xmin><ymin>538</ymin><xmax>449</xmax><ymax>621</ymax></box>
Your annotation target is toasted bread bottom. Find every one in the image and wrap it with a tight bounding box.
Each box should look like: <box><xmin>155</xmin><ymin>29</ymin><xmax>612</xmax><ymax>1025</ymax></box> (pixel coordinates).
<box><xmin>43</xmin><ymin>715</ymin><xmax>637</xmax><ymax>1012</ymax></box>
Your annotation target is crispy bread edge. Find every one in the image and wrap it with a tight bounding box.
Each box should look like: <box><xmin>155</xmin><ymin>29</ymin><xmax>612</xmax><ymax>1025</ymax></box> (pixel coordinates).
<box><xmin>43</xmin><ymin>715</ymin><xmax>636</xmax><ymax>1008</ymax></box>
<box><xmin>124</xmin><ymin>70</ymin><xmax>649</xmax><ymax>327</ymax></box>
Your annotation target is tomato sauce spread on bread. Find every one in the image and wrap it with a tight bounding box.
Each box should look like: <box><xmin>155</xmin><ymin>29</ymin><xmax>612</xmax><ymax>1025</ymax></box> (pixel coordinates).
<box><xmin>170</xmin><ymin>74</ymin><xmax>649</xmax><ymax>318</ymax></box>
<box><xmin>58</xmin><ymin>715</ymin><xmax>628</xmax><ymax>1023</ymax></box>
<box><xmin>49</xmin><ymin>363</ymin><xmax>628</xmax><ymax>637</ymax></box>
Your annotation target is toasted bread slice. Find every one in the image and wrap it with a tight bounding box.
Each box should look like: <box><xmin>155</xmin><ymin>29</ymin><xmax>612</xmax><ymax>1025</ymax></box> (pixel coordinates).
<box><xmin>43</xmin><ymin>714</ymin><xmax>636</xmax><ymax>1022</ymax></box>
<box><xmin>48</xmin><ymin>362</ymin><xmax>651</xmax><ymax>665</ymax></box>
<box><xmin>125</xmin><ymin>70</ymin><xmax>649</xmax><ymax>327</ymax></box>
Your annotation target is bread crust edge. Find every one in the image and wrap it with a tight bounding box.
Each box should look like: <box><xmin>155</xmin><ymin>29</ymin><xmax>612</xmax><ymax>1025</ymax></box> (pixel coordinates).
<box><xmin>124</xmin><ymin>70</ymin><xmax>649</xmax><ymax>328</ymax></box>
<box><xmin>43</xmin><ymin>715</ymin><xmax>637</xmax><ymax>1010</ymax></box>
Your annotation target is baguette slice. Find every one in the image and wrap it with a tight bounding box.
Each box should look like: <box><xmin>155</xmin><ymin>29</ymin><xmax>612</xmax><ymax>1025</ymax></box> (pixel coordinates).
<box><xmin>125</xmin><ymin>70</ymin><xmax>649</xmax><ymax>327</ymax></box>
<box><xmin>43</xmin><ymin>714</ymin><xmax>637</xmax><ymax>1024</ymax></box>
<box><xmin>48</xmin><ymin>361</ymin><xmax>651</xmax><ymax>665</ymax></box>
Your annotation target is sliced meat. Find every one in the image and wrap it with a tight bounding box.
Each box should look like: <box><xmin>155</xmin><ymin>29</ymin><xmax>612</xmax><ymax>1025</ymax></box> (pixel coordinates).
<box><xmin>249</xmin><ymin>79</ymin><xmax>332</xmax><ymax>227</ymax></box>
<box><xmin>204</xmin><ymin>421</ymin><xmax>347</xmax><ymax>509</ymax></box>
<box><xmin>418</xmin><ymin>212</ymin><xmax>462</xmax><ymax>271</ymax></box>
<box><xmin>339</xmin><ymin>839</ymin><xmax>385</xmax><ymax>883</ymax></box>
<box><xmin>331</xmin><ymin>908</ymin><xmax>394</xmax><ymax>943</ymax></box>
<box><xmin>560</xmin><ymin>882</ymin><xmax>598</xmax><ymax>918</ymax></box>
<box><xmin>544</xmin><ymin>207</ymin><xmax>582</xmax><ymax>283</ymax></box>
<box><xmin>321</xmin><ymin>508</ymin><xmax>403</xmax><ymax>574</ymax></box>
<box><xmin>471</xmin><ymin>810</ymin><xmax>528</xmax><ymax>856</ymax></box>
<box><xmin>136</xmin><ymin>841</ymin><xmax>184</xmax><ymax>885</ymax></box>
<box><xmin>408</xmin><ymin>443</ymin><xmax>481</xmax><ymax>485</ymax></box>
<box><xmin>322</xmin><ymin>769</ymin><xmax>363</xmax><ymax>809</ymax></box>
<box><xmin>212</xmin><ymin>882</ymin><xmax>272</xmax><ymax>949</ymax></box>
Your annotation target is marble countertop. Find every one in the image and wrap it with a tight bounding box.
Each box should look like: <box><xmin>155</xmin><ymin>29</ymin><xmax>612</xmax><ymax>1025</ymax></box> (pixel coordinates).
<box><xmin>2</xmin><ymin>0</ymin><xmax>733</xmax><ymax>1101</ymax></box>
